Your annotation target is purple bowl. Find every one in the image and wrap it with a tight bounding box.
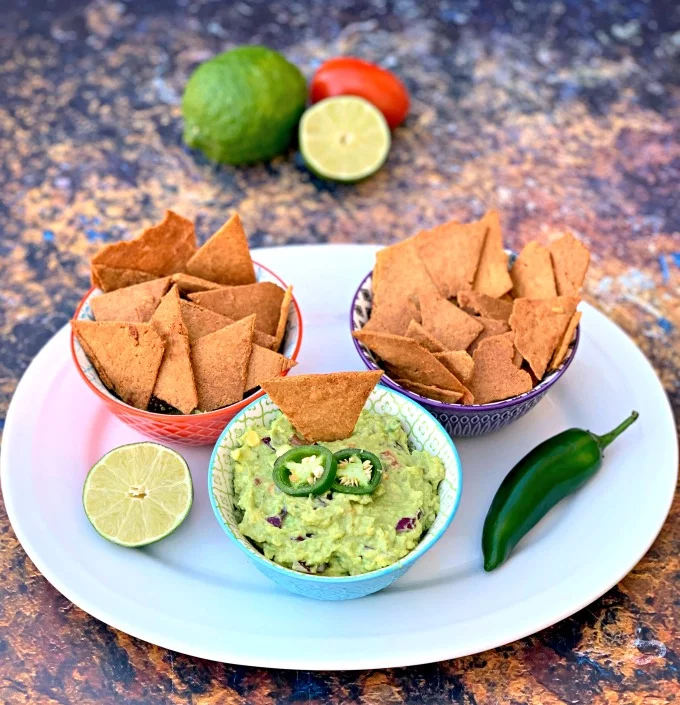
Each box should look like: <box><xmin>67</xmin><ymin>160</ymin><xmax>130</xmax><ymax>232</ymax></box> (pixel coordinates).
<box><xmin>350</xmin><ymin>270</ymin><xmax>580</xmax><ymax>437</ymax></box>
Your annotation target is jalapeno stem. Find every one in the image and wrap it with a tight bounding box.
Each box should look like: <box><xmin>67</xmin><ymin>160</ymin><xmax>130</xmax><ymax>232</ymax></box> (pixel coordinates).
<box><xmin>593</xmin><ymin>410</ymin><xmax>639</xmax><ymax>450</ymax></box>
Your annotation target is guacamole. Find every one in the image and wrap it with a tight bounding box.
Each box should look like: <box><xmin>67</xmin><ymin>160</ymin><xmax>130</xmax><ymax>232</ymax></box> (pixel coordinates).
<box><xmin>231</xmin><ymin>410</ymin><xmax>445</xmax><ymax>576</ymax></box>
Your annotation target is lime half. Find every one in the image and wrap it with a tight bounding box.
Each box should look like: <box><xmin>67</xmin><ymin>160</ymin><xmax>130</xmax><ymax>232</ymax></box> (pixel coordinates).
<box><xmin>83</xmin><ymin>442</ymin><xmax>193</xmax><ymax>547</ymax></box>
<box><xmin>299</xmin><ymin>96</ymin><xmax>391</xmax><ymax>182</ymax></box>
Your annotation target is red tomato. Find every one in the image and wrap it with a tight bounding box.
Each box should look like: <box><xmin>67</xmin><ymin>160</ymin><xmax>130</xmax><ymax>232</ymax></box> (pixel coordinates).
<box><xmin>310</xmin><ymin>57</ymin><xmax>410</xmax><ymax>130</ymax></box>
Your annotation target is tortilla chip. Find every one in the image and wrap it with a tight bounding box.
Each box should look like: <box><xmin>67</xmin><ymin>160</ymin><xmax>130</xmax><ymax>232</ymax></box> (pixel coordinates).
<box><xmin>496</xmin><ymin>331</ymin><xmax>524</xmax><ymax>367</ymax></box>
<box><xmin>150</xmin><ymin>286</ymin><xmax>198</xmax><ymax>414</ymax></box>
<box><xmin>433</xmin><ymin>350</ymin><xmax>474</xmax><ymax>384</ymax></box>
<box><xmin>549</xmin><ymin>232</ymin><xmax>590</xmax><ymax>295</ymax></box>
<box><xmin>364</xmin><ymin>297</ymin><xmax>421</xmax><ymax>337</ymax></box>
<box><xmin>393</xmin><ymin>378</ymin><xmax>463</xmax><ymax>404</ymax></box>
<box><xmin>473</xmin><ymin>210</ymin><xmax>512</xmax><ymax>298</ymax></box>
<box><xmin>509</xmin><ymin>296</ymin><xmax>580</xmax><ymax>379</ymax></box>
<box><xmin>415</xmin><ymin>219</ymin><xmax>487</xmax><ymax>298</ymax></box>
<box><xmin>171</xmin><ymin>272</ymin><xmax>222</xmax><ymax>295</ymax></box>
<box><xmin>91</xmin><ymin>211</ymin><xmax>197</xmax><ymax>290</ymax></box>
<box><xmin>353</xmin><ymin>330</ymin><xmax>465</xmax><ymax>393</ymax></box>
<box><xmin>370</xmin><ymin>236</ymin><xmax>437</xmax><ymax>334</ymax></box>
<box><xmin>186</xmin><ymin>213</ymin><xmax>256</xmax><ymax>286</ymax></box>
<box><xmin>261</xmin><ymin>371</ymin><xmax>383</xmax><ymax>442</ymax></box>
<box><xmin>191</xmin><ymin>315</ymin><xmax>255</xmax><ymax>411</ymax></box>
<box><xmin>469</xmin><ymin>335</ymin><xmax>533</xmax><ymax>404</ymax></box>
<box><xmin>386</xmin><ymin>361</ymin><xmax>474</xmax><ymax>404</ymax></box>
<box><xmin>406</xmin><ymin>320</ymin><xmax>445</xmax><ymax>353</ymax></box>
<box><xmin>91</xmin><ymin>265</ymin><xmax>159</xmax><ymax>293</ymax></box>
<box><xmin>510</xmin><ymin>241</ymin><xmax>557</xmax><ymax>299</ymax></box>
<box><xmin>90</xmin><ymin>277</ymin><xmax>171</xmax><ymax>323</ymax></box>
<box><xmin>419</xmin><ymin>291</ymin><xmax>484</xmax><ymax>350</ymax></box>
<box><xmin>245</xmin><ymin>345</ymin><xmax>297</xmax><ymax>392</ymax></box>
<box><xmin>274</xmin><ymin>286</ymin><xmax>293</xmax><ymax>352</ymax></box>
<box><xmin>72</xmin><ymin>320</ymin><xmax>165</xmax><ymax>410</ymax></box>
<box><xmin>179</xmin><ymin>300</ymin><xmax>277</xmax><ymax>349</ymax></box>
<box><xmin>549</xmin><ymin>311</ymin><xmax>581</xmax><ymax>371</ymax></box>
<box><xmin>468</xmin><ymin>316</ymin><xmax>510</xmax><ymax>354</ymax></box>
<box><xmin>456</xmin><ymin>290</ymin><xmax>513</xmax><ymax>322</ymax></box>
<box><xmin>188</xmin><ymin>282</ymin><xmax>285</xmax><ymax>336</ymax></box>
<box><xmin>180</xmin><ymin>301</ymin><xmax>232</xmax><ymax>342</ymax></box>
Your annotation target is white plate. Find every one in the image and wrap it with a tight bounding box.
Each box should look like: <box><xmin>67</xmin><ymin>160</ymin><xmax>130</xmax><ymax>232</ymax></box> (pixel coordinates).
<box><xmin>2</xmin><ymin>244</ymin><xmax>677</xmax><ymax>670</ymax></box>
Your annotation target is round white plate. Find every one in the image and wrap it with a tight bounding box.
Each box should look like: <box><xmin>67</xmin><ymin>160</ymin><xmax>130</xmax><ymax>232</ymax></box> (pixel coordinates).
<box><xmin>2</xmin><ymin>244</ymin><xmax>677</xmax><ymax>670</ymax></box>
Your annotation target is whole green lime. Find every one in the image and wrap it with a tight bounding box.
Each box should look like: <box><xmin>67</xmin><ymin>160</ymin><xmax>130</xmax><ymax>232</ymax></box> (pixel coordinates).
<box><xmin>182</xmin><ymin>46</ymin><xmax>307</xmax><ymax>165</ymax></box>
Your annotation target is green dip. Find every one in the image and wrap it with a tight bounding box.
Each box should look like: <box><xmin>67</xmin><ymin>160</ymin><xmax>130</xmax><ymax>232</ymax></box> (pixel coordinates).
<box><xmin>231</xmin><ymin>410</ymin><xmax>445</xmax><ymax>576</ymax></box>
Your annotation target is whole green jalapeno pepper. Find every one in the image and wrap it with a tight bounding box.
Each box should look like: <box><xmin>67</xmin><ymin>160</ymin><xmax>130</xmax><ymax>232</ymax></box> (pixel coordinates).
<box><xmin>482</xmin><ymin>411</ymin><xmax>639</xmax><ymax>571</ymax></box>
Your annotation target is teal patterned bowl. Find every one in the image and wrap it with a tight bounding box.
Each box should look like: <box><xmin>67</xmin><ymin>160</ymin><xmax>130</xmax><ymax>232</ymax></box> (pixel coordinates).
<box><xmin>208</xmin><ymin>385</ymin><xmax>463</xmax><ymax>600</ymax></box>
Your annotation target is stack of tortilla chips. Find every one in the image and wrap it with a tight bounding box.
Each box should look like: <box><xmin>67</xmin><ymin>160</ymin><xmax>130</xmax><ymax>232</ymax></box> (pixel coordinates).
<box><xmin>353</xmin><ymin>210</ymin><xmax>589</xmax><ymax>405</ymax></box>
<box><xmin>72</xmin><ymin>210</ymin><xmax>296</xmax><ymax>414</ymax></box>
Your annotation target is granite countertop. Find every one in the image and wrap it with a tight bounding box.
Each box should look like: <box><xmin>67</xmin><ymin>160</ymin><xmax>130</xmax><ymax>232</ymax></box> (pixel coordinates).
<box><xmin>1</xmin><ymin>0</ymin><xmax>679</xmax><ymax>702</ymax></box>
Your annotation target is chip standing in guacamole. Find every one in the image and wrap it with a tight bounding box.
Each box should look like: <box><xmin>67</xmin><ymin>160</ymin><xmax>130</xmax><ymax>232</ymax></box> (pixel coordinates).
<box><xmin>231</xmin><ymin>410</ymin><xmax>445</xmax><ymax>576</ymax></box>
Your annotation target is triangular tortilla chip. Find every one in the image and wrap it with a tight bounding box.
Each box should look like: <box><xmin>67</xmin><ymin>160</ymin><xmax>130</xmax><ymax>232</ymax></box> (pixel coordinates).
<box><xmin>393</xmin><ymin>378</ymin><xmax>463</xmax><ymax>404</ymax></box>
<box><xmin>373</xmin><ymin>236</ymin><xmax>438</xmax><ymax>306</ymax></box>
<box><xmin>186</xmin><ymin>213</ymin><xmax>256</xmax><ymax>286</ymax></box>
<box><xmin>548</xmin><ymin>311</ymin><xmax>581</xmax><ymax>371</ymax></box>
<box><xmin>457</xmin><ymin>290</ymin><xmax>513</xmax><ymax>322</ymax></box>
<box><xmin>180</xmin><ymin>301</ymin><xmax>232</xmax><ymax>342</ymax></box>
<box><xmin>468</xmin><ymin>316</ymin><xmax>510</xmax><ymax>354</ymax></box>
<box><xmin>245</xmin><ymin>345</ymin><xmax>297</xmax><ymax>392</ymax></box>
<box><xmin>509</xmin><ymin>296</ymin><xmax>580</xmax><ymax>379</ymax></box>
<box><xmin>188</xmin><ymin>282</ymin><xmax>285</xmax><ymax>336</ymax></box>
<box><xmin>274</xmin><ymin>286</ymin><xmax>293</xmax><ymax>352</ymax></box>
<box><xmin>92</xmin><ymin>265</ymin><xmax>159</xmax><ymax>292</ymax></box>
<box><xmin>171</xmin><ymin>272</ymin><xmax>222</xmax><ymax>295</ymax></box>
<box><xmin>261</xmin><ymin>371</ymin><xmax>383</xmax><ymax>442</ymax></box>
<box><xmin>548</xmin><ymin>233</ymin><xmax>590</xmax><ymax>296</ymax></box>
<box><xmin>415</xmin><ymin>219</ymin><xmax>486</xmax><ymax>298</ymax></box>
<box><xmin>72</xmin><ymin>321</ymin><xmax>165</xmax><ymax>410</ymax></box>
<box><xmin>469</xmin><ymin>335</ymin><xmax>533</xmax><ymax>404</ymax></box>
<box><xmin>91</xmin><ymin>211</ymin><xmax>197</xmax><ymax>290</ymax></box>
<box><xmin>419</xmin><ymin>291</ymin><xmax>484</xmax><ymax>350</ymax></box>
<box><xmin>434</xmin><ymin>350</ymin><xmax>474</xmax><ymax>384</ymax></box>
<box><xmin>179</xmin><ymin>300</ymin><xmax>277</xmax><ymax>349</ymax></box>
<box><xmin>150</xmin><ymin>286</ymin><xmax>198</xmax><ymax>414</ymax></box>
<box><xmin>191</xmin><ymin>315</ymin><xmax>255</xmax><ymax>411</ymax></box>
<box><xmin>406</xmin><ymin>320</ymin><xmax>445</xmax><ymax>353</ymax></box>
<box><xmin>353</xmin><ymin>330</ymin><xmax>464</xmax><ymax>393</ymax></box>
<box><xmin>363</xmin><ymin>298</ymin><xmax>421</xmax><ymax>337</ymax></box>
<box><xmin>370</xmin><ymin>236</ymin><xmax>437</xmax><ymax>335</ymax></box>
<box><xmin>510</xmin><ymin>241</ymin><xmax>557</xmax><ymax>299</ymax></box>
<box><xmin>473</xmin><ymin>210</ymin><xmax>512</xmax><ymax>298</ymax></box>
<box><xmin>385</xmin><ymin>362</ymin><xmax>474</xmax><ymax>404</ymax></box>
<box><xmin>90</xmin><ymin>277</ymin><xmax>171</xmax><ymax>323</ymax></box>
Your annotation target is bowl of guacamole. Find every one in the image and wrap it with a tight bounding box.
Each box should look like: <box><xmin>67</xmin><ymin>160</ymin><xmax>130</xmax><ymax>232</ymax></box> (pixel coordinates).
<box><xmin>209</xmin><ymin>385</ymin><xmax>462</xmax><ymax>600</ymax></box>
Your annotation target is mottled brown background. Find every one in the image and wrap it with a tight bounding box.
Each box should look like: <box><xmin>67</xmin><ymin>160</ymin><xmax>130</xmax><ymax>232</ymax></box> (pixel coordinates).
<box><xmin>1</xmin><ymin>0</ymin><xmax>679</xmax><ymax>703</ymax></box>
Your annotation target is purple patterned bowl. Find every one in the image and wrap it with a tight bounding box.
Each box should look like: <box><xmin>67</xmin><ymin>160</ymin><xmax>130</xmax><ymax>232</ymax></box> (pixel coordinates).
<box><xmin>350</xmin><ymin>270</ymin><xmax>580</xmax><ymax>437</ymax></box>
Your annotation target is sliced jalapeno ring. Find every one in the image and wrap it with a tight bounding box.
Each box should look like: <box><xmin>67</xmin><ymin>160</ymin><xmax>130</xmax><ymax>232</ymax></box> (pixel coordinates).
<box><xmin>331</xmin><ymin>448</ymin><xmax>383</xmax><ymax>495</ymax></box>
<box><xmin>273</xmin><ymin>445</ymin><xmax>337</xmax><ymax>497</ymax></box>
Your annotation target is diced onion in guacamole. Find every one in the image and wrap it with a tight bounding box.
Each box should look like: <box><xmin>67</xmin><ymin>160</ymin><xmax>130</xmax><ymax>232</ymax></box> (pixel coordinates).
<box><xmin>232</xmin><ymin>410</ymin><xmax>445</xmax><ymax>576</ymax></box>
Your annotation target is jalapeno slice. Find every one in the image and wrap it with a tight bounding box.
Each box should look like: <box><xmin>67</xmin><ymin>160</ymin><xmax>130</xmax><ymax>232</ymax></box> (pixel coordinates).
<box><xmin>273</xmin><ymin>445</ymin><xmax>337</xmax><ymax>497</ymax></box>
<box><xmin>331</xmin><ymin>449</ymin><xmax>383</xmax><ymax>495</ymax></box>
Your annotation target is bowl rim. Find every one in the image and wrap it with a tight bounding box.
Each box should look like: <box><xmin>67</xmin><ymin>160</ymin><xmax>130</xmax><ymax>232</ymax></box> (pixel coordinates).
<box><xmin>208</xmin><ymin>386</ymin><xmax>463</xmax><ymax>583</ymax></box>
<box><xmin>69</xmin><ymin>260</ymin><xmax>304</xmax><ymax>421</ymax></box>
<box><xmin>350</xmin><ymin>269</ymin><xmax>579</xmax><ymax>413</ymax></box>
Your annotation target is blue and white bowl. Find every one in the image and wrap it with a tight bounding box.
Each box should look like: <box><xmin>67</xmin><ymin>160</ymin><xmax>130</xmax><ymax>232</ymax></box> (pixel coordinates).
<box><xmin>208</xmin><ymin>385</ymin><xmax>463</xmax><ymax>600</ymax></box>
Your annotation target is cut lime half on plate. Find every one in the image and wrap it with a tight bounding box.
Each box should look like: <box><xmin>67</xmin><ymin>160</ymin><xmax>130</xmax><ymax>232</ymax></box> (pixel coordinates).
<box><xmin>83</xmin><ymin>442</ymin><xmax>193</xmax><ymax>547</ymax></box>
<box><xmin>299</xmin><ymin>96</ymin><xmax>391</xmax><ymax>182</ymax></box>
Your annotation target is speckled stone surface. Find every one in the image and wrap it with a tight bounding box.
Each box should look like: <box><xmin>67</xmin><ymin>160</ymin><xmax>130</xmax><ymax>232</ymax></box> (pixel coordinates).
<box><xmin>1</xmin><ymin>0</ymin><xmax>679</xmax><ymax>702</ymax></box>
